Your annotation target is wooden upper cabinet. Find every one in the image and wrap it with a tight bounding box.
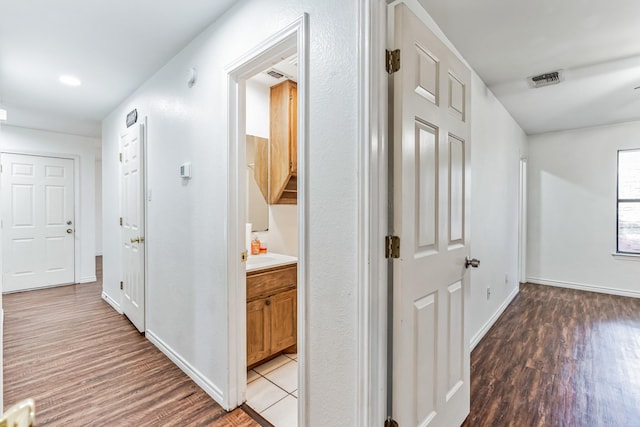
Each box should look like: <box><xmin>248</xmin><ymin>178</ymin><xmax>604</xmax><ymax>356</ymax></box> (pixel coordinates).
<box><xmin>269</xmin><ymin>79</ymin><xmax>297</xmax><ymax>204</ymax></box>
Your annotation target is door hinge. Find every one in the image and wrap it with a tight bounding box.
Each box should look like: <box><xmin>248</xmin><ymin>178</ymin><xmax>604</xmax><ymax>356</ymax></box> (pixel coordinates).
<box><xmin>119</xmin><ymin>217</ymin><xmax>123</xmax><ymax>226</ymax></box>
<box><xmin>385</xmin><ymin>235</ymin><xmax>400</xmax><ymax>259</ymax></box>
<box><xmin>119</xmin><ymin>153</ymin><xmax>123</xmax><ymax>162</ymax></box>
<box><xmin>385</xmin><ymin>418</ymin><xmax>399</xmax><ymax>427</ymax></box>
<box><xmin>386</xmin><ymin>49</ymin><xmax>400</xmax><ymax>74</ymax></box>
<box><xmin>120</xmin><ymin>281</ymin><xmax>123</xmax><ymax>290</ymax></box>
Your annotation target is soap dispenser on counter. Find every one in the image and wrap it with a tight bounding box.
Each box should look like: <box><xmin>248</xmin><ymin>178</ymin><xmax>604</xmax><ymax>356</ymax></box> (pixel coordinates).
<box><xmin>251</xmin><ymin>234</ymin><xmax>261</xmax><ymax>256</ymax></box>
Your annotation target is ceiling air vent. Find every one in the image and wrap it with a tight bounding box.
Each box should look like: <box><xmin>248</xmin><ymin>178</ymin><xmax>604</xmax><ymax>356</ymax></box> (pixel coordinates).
<box><xmin>266</xmin><ymin>69</ymin><xmax>285</xmax><ymax>79</ymax></box>
<box><xmin>528</xmin><ymin>70</ymin><xmax>563</xmax><ymax>88</ymax></box>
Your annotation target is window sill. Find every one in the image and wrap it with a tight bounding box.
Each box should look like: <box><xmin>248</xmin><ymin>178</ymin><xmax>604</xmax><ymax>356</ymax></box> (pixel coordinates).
<box><xmin>612</xmin><ymin>252</ymin><xmax>640</xmax><ymax>261</ymax></box>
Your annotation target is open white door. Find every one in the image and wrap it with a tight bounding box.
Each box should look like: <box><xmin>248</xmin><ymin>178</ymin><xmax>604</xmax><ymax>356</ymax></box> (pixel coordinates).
<box><xmin>120</xmin><ymin>124</ymin><xmax>145</xmax><ymax>332</ymax></box>
<box><xmin>1</xmin><ymin>153</ymin><xmax>75</xmax><ymax>292</ymax></box>
<box><xmin>391</xmin><ymin>4</ymin><xmax>473</xmax><ymax>426</ymax></box>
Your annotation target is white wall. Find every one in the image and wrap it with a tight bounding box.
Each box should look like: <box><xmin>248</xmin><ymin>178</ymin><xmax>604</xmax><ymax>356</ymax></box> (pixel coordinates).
<box><xmin>246</xmin><ymin>79</ymin><xmax>298</xmax><ymax>256</ymax></box>
<box><xmin>527</xmin><ymin>121</ymin><xmax>640</xmax><ymax>296</ymax></box>
<box><xmin>469</xmin><ymin>73</ymin><xmax>527</xmax><ymax>346</ymax></box>
<box><xmin>102</xmin><ymin>0</ymin><xmax>358</xmax><ymax>424</ymax></box>
<box><xmin>0</xmin><ymin>125</ymin><xmax>97</xmax><ymax>283</ymax></box>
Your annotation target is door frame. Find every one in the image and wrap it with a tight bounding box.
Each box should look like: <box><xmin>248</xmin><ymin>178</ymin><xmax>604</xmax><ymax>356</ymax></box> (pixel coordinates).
<box><xmin>518</xmin><ymin>157</ymin><xmax>528</xmax><ymax>283</ymax></box>
<box><xmin>225</xmin><ymin>14</ymin><xmax>308</xmax><ymax>416</ymax></box>
<box><xmin>0</xmin><ymin>150</ymin><xmax>81</xmax><ymax>286</ymax></box>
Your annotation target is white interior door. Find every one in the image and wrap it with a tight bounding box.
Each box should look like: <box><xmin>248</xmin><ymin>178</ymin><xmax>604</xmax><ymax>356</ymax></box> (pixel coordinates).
<box><xmin>391</xmin><ymin>4</ymin><xmax>472</xmax><ymax>426</ymax></box>
<box><xmin>121</xmin><ymin>123</ymin><xmax>145</xmax><ymax>332</ymax></box>
<box><xmin>1</xmin><ymin>153</ymin><xmax>75</xmax><ymax>292</ymax></box>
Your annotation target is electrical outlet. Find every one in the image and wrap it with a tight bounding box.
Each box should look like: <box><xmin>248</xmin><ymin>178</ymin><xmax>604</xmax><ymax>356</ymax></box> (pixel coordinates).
<box><xmin>486</xmin><ymin>287</ymin><xmax>491</xmax><ymax>300</ymax></box>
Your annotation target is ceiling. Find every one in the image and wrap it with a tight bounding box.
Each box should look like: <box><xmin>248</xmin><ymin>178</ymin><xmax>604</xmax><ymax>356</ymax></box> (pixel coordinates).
<box><xmin>1</xmin><ymin>0</ymin><xmax>639</xmax><ymax>138</ymax></box>
<box><xmin>418</xmin><ymin>0</ymin><xmax>640</xmax><ymax>134</ymax></box>
<box><xmin>0</xmin><ymin>0</ymin><xmax>237</xmax><ymax>137</ymax></box>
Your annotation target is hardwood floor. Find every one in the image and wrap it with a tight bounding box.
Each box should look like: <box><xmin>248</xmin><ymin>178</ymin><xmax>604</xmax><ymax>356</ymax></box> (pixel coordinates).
<box><xmin>463</xmin><ymin>283</ymin><xmax>640</xmax><ymax>427</ymax></box>
<box><xmin>3</xmin><ymin>257</ymin><xmax>260</xmax><ymax>426</ymax></box>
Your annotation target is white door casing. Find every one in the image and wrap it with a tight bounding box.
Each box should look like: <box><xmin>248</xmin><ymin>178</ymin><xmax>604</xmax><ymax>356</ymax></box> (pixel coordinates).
<box><xmin>1</xmin><ymin>153</ymin><xmax>75</xmax><ymax>292</ymax></box>
<box><xmin>121</xmin><ymin>124</ymin><xmax>145</xmax><ymax>333</ymax></box>
<box><xmin>391</xmin><ymin>4</ymin><xmax>471</xmax><ymax>426</ymax></box>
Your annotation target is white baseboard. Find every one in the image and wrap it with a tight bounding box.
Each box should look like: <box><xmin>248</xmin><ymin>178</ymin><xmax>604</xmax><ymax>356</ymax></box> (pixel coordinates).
<box><xmin>79</xmin><ymin>276</ymin><xmax>97</xmax><ymax>284</ymax></box>
<box><xmin>146</xmin><ymin>330</ymin><xmax>227</xmax><ymax>409</ymax></box>
<box><xmin>101</xmin><ymin>291</ymin><xmax>122</xmax><ymax>314</ymax></box>
<box><xmin>470</xmin><ymin>286</ymin><xmax>520</xmax><ymax>351</ymax></box>
<box><xmin>527</xmin><ymin>277</ymin><xmax>640</xmax><ymax>299</ymax></box>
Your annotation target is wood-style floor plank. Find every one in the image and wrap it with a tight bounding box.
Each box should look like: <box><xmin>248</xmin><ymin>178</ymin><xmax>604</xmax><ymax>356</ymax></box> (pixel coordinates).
<box><xmin>3</xmin><ymin>257</ymin><xmax>260</xmax><ymax>426</ymax></box>
<box><xmin>462</xmin><ymin>283</ymin><xmax>640</xmax><ymax>427</ymax></box>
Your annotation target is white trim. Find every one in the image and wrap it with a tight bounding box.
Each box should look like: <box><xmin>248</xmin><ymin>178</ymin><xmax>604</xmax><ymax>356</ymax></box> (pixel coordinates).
<box><xmin>357</xmin><ymin>1</ymin><xmax>389</xmax><ymax>426</ymax></box>
<box><xmin>78</xmin><ymin>275</ymin><xmax>97</xmax><ymax>283</ymax></box>
<box><xmin>518</xmin><ymin>158</ymin><xmax>528</xmax><ymax>283</ymax></box>
<box><xmin>95</xmin><ymin>251</ymin><xmax>103</xmax><ymax>256</ymax></box>
<box><xmin>225</xmin><ymin>15</ymin><xmax>308</xmax><ymax>420</ymax></box>
<box><xmin>612</xmin><ymin>252</ymin><xmax>640</xmax><ymax>261</ymax></box>
<box><xmin>470</xmin><ymin>286</ymin><xmax>519</xmax><ymax>350</ymax></box>
<box><xmin>101</xmin><ymin>291</ymin><xmax>123</xmax><ymax>314</ymax></box>
<box><xmin>528</xmin><ymin>277</ymin><xmax>640</xmax><ymax>299</ymax></box>
<box><xmin>146</xmin><ymin>330</ymin><xmax>226</xmax><ymax>409</ymax></box>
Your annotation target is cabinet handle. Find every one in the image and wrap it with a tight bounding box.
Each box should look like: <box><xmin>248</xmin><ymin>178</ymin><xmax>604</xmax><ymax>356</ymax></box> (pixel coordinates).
<box><xmin>265</xmin><ymin>299</ymin><xmax>271</xmax><ymax>306</ymax></box>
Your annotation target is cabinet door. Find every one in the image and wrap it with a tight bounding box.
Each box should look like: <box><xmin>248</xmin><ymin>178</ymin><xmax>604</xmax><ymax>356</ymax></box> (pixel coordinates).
<box><xmin>289</xmin><ymin>83</ymin><xmax>297</xmax><ymax>175</ymax></box>
<box><xmin>270</xmin><ymin>289</ymin><xmax>297</xmax><ymax>353</ymax></box>
<box><xmin>247</xmin><ymin>298</ymin><xmax>271</xmax><ymax>366</ymax></box>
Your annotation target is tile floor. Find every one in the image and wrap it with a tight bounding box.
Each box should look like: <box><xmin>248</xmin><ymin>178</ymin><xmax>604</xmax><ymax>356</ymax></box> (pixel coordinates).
<box><xmin>246</xmin><ymin>353</ymin><xmax>298</xmax><ymax>427</ymax></box>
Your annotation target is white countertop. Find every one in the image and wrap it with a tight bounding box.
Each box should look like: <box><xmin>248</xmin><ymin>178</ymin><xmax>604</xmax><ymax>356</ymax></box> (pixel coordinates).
<box><xmin>246</xmin><ymin>252</ymin><xmax>297</xmax><ymax>273</ymax></box>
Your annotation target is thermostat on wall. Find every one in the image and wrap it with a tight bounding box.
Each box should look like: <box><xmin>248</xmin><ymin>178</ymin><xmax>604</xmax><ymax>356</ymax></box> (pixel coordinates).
<box><xmin>180</xmin><ymin>162</ymin><xmax>192</xmax><ymax>179</ymax></box>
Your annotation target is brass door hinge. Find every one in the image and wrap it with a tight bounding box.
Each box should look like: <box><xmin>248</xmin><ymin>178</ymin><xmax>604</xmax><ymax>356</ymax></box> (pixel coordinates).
<box><xmin>385</xmin><ymin>235</ymin><xmax>400</xmax><ymax>259</ymax></box>
<box><xmin>120</xmin><ymin>281</ymin><xmax>123</xmax><ymax>290</ymax></box>
<box><xmin>119</xmin><ymin>153</ymin><xmax>123</xmax><ymax>162</ymax></box>
<box><xmin>386</xmin><ymin>49</ymin><xmax>400</xmax><ymax>74</ymax></box>
<box><xmin>119</xmin><ymin>217</ymin><xmax>123</xmax><ymax>226</ymax></box>
<box><xmin>385</xmin><ymin>418</ymin><xmax>399</xmax><ymax>427</ymax></box>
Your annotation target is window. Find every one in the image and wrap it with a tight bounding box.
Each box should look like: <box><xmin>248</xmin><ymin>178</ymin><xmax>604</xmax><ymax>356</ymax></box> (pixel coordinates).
<box><xmin>617</xmin><ymin>149</ymin><xmax>640</xmax><ymax>254</ymax></box>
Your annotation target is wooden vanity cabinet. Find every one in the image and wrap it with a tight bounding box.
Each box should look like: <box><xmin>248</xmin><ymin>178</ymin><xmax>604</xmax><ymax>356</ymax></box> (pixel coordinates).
<box><xmin>246</xmin><ymin>264</ymin><xmax>297</xmax><ymax>367</ymax></box>
<box><xmin>269</xmin><ymin>79</ymin><xmax>297</xmax><ymax>204</ymax></box>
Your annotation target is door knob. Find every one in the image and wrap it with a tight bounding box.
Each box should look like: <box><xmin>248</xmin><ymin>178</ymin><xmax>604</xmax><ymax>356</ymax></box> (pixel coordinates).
<box><xmin>66</xmin><ymin>229</ymin><xmax>73</xmax><ymax>234</ymax></box>
<box><xmin>465</xmin><ymin>256</ymin><xmax>480</xmax><ymax>268</ymax></box>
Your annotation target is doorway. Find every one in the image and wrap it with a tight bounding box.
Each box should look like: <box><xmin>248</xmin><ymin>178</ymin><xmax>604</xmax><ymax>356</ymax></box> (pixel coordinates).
<box><xmin>226</xmin><ymin>15</ymin><xmax>307</xmax><ymax>426</ymax></box>
<box><xmin>1</xmin><ymin>153</ymin><xmax>75</xmax><ymax>292</ymax></box>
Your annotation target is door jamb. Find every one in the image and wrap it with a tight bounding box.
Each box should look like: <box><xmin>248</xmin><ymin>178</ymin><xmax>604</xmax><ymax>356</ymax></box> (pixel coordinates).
<box><xmin>358</xmin><ymin>0</ymin><xmax>390</xmax><ymax>426</ymax></box>
<box><xmin>225</xmin><ymin>15</ymin><xmax>308</xmax><ymax>420</ymax></box>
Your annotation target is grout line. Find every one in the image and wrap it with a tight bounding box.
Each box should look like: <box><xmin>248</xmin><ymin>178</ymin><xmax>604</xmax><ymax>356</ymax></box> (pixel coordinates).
<box><xmin>258</xmin><ymin>394</ymin><xmax>289</xmax><ymax>414</ymax></box>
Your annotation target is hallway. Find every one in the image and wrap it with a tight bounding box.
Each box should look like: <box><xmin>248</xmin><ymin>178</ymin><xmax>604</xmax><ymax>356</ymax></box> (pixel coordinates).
<box><xmin>3</xmin><ymin>258</ymin><xmax>259</xmax><ymax>426</ymax></box>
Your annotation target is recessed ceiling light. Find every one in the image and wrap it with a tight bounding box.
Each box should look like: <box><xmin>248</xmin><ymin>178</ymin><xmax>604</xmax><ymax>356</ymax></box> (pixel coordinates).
<box><xmin>59</xmin><ymin>74</ymin><xmax>81</xmax><ymax>87</ymax></box>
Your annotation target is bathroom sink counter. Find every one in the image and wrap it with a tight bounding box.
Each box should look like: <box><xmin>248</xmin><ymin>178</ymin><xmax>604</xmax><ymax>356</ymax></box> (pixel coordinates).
<box><xmin>246</xmin><ymin>253</ymin><xmax>297</xmax><ymax>273</ymax></box>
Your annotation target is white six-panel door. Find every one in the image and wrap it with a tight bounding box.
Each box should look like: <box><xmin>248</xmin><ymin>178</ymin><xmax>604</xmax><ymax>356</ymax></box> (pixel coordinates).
<box><xmin>121</xmin><ymin>124</ymin><xmax>145</xmax><ymax>332</ymax></box>
<box><xmin>1</xmin><ymin>153</ymin><xmax>75</xmax><ymax>292</ymax></box>
<box><xmin>391</xmin><ymin>5</ymin><xmax>472</xmax><ymax>426</ymax></box>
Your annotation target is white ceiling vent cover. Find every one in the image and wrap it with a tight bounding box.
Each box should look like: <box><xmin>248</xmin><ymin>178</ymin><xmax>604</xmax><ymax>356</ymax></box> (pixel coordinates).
<box><xmin>266</xmin><ymin>69</ymin><xmax>285</xmax><ymax>79</ymax></box>
<box><xmin>528</xmin><ymin>70</ymin><xmax>564</xmax><ymax>88</ymax></box>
